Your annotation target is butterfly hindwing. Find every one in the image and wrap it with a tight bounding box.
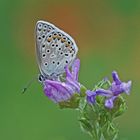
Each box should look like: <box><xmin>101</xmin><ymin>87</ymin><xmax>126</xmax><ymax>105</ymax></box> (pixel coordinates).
<box><xmin>36</xmin><ymin>20</ymin><xmax>78</xmax><ymax>79</ymax></box>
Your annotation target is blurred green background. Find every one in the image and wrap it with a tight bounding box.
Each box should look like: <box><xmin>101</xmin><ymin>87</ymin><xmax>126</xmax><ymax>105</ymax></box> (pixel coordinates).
<box><xmin>0</xmin><ymin>0</ymin><xmax>139</xmax><ymax>139</ymax></box>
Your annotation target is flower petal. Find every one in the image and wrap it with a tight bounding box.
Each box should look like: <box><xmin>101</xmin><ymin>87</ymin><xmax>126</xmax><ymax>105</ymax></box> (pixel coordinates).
<box><xmin>71</xmin><ymin>59</ymin><xmax>80</xmax><ymax>81</ymax></box>
<box><xmin>65</xmin><ymin>65</ymin><xmax>73</xmax><ymax>80</ymax></box>
<box><xmin>86</xmin><ymin>90</ymin><xmax>96</xmax><ymax>104</ymax></box>
<box><xmin>96</xmin><ymin>89</ymin><xmax>113</xmax><ymax>97</ymax></box>
<box><xmin>44</xmin><ymin>80</ymin><xmax>74</xmax><ymax>103</ymax></box>
<box><xmin>65</xmin><ymin>58</ymin><xmax>80</xmax><ymax>81</ymax></box>
<box><xmin>66</xmin><ymin>77</ymin><xmax>80</xmax><ymax>93</ymax></box>
<box><xmin>105</xmin><ymin>96</ymin><xmax>117</xmax><ymax>109</ymax></box>
<box><xmin>121</xmin><ymin>81</ymin><xmax>132</xmax><ymax>95</ymax></box>
<box><xmin>112</xmin><ymin>71</ymin><xmax>121</xmax><ymax>85</ymax></box>
<box><xmin>111</xmin><ymin>82</ymin><xmax>124</xmax><ymax>95</ymax></box>
<box><xmin>45</xmin><ymin>80</ymin><xmax>74</xmax><ymax>95</ymax></box>
<box><xmin>44</xmin><ymin>84</ymin><xmax>58</xmax><ymax>103</ymax></box>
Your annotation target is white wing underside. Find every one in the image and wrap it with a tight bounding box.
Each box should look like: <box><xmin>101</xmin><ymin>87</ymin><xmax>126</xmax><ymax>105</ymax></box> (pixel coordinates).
<box><xmin>35</xmin><ymin>20</ymin><xmax>78</xmax><ymax>79</ymax></box>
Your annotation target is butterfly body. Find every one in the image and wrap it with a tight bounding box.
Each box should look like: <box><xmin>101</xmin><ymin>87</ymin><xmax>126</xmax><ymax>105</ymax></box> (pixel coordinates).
<box><xmin>35</xmin><ymin>20</ymin><xmax>78</xmax><ymax>80</ymax></box>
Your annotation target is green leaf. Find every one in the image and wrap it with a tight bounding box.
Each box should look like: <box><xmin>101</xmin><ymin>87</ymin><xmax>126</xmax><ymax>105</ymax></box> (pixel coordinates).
<box><xmin>78</xmin><ymin>97</ymin><xmax>87</xmax><ymax>111</ymax></box>
<box><xmin>80</xmin><ymin>85</ymin><xmax>87</xmax><ymax>97</ymax></box>
<box><xmin>79</xmin><ymin>117</ymin><xmax>93</xmax><ymax>132</ymax></box>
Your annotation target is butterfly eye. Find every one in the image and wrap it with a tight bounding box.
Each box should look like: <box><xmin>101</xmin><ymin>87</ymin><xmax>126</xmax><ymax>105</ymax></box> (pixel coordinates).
<box><xmin>55</xmin><ymin>44</ymin><xmax>58</xmax><ymax>47</ymax></box>
<box><xmin>52</xmin><ymin>61</ymin><xmax>55</xmax><ymax>64</ymax></box>
<box><xmin>38</xmin><ymin>74</ymin><xmax>45</xmax><ymax>82</ymax></box>
<box><xmin>57</xmin><ymin>62</ymin><xmax>60</xmax><ymax>65</ymax></box>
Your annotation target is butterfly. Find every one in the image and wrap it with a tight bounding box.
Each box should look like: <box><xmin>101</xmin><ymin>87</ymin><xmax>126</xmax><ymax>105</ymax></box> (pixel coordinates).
<box><xmin>22</xmin><ymin>20</ymin><xmax>78</xmax><ymax>93</ymax></box>
<box><xmin>35</xmin><ymin>20</ymin><xmax>78</xmax><ymax>81</ymax></box>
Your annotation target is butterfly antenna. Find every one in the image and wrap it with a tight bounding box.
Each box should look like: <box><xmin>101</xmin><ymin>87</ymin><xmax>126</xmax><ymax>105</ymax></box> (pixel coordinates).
<box><xmin>21</xmin><ymin>76</ymin><xmax>38</xmax><ymax>94</ymax></box>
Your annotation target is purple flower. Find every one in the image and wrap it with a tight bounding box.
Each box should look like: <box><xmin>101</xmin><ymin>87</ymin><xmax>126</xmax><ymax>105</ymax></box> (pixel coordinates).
<box><xmin>86</xmin><ymin>71</ymin><xmax>132</xmax><ymax>109</ymax></box>
<box><xmin>43</xmin><ymin>59</ymin><xmax>81</xmax><ymax>103</ymax></box>
<box><xmin>86</xmin><ymin>90</ymin><xmax>97</xmax><ymax>104</ymax></box>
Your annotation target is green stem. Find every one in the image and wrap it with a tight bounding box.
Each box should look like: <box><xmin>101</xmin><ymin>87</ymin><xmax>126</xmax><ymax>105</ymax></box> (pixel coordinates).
<box><xmin>78</xmin><ymin>102</ymin><xmax>119</xmax><ymax>140</ymax></box>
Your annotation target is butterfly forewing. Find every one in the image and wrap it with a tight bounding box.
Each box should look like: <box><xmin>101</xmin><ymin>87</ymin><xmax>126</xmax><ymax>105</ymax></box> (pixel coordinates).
<box><xmin>36</xmin><ymin>20</ymin><xmax>78</xmax><ymax>79</ymax></box>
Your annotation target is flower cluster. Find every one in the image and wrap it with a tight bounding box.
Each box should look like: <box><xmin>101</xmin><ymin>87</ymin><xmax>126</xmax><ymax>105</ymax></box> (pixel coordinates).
<box><xmin>43</xmin><ymin>58</ymin><xmax>132</xmax><ymax>109</ymax></box>
<box><xmin>43</xmin><ymin>59</ymin><xmax>81</xmax><ymax>103</ymax></box>
<box><xmin>86</xmin><ymin>71</ymin><xmax>132</xmax><ymax>108</ymax></box>
<box><xmin>41</xmin><ymin>58</ymin><xmax>132</xmax><ymax>140</ymax></box>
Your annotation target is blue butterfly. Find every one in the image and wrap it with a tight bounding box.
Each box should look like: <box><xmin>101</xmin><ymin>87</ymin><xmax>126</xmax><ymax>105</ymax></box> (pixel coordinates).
<box><xmin>22</xmin><ymin>20</ymin><xmax>78</xmax><ymax>93</ymax></box>
<box><xmin>36</xmin><ymin>20</ymin><xmax>78</xmax><ymax>81</ymax></box>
